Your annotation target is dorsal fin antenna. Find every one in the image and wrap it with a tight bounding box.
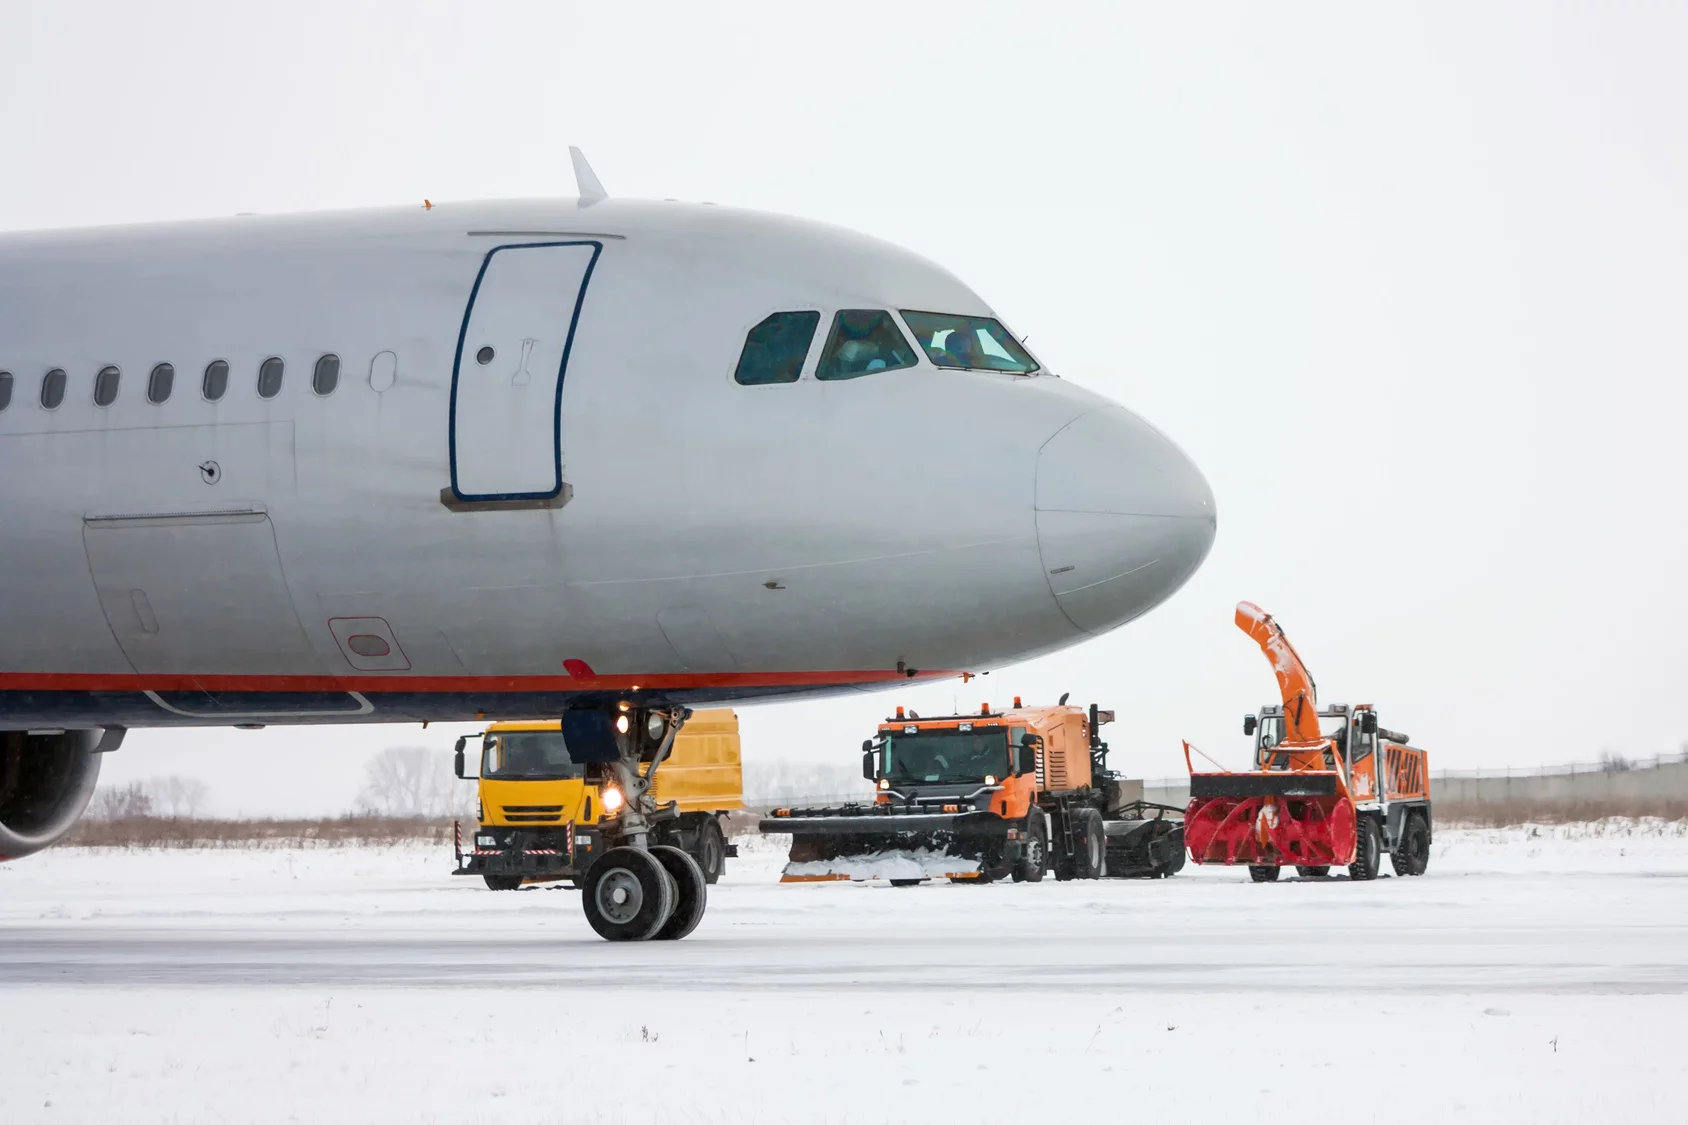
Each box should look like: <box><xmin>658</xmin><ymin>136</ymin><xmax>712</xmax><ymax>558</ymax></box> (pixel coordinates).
<box><xmin>570</xmin><ymin>147</ymin><xmax>607</xmax><ymax>204</ymax></box>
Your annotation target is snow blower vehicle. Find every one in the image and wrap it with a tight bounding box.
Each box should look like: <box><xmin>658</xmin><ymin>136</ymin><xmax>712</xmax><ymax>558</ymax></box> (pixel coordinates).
<box><xmin>1183</xmin><ymin>602</ymin><xmax>1433</xmax><ymax>881</ymax></box>
<box><xmin>760</xmin><ymin>699</ymin><xmax>1185</xmax><ymax>884</ymax></box>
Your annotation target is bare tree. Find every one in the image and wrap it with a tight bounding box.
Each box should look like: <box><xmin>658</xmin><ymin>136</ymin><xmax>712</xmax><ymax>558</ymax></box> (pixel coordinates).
<box><xmin>147</xmin><ymin>776</ymin><xmax>210</xmax><ymax>818</ymax></box>
<box><xmin>89</xmin><ymin>782</ymin><xmax>155</xmax><ymax>820</ymax></box>
<box><xmin>356</xmin><ymin>746</ymin><xmax>463</xmax><ymax>817</ymax></box>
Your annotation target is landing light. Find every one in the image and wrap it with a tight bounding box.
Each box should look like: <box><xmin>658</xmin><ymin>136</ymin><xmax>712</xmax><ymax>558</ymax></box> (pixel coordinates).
<box><xmin>615</xmin><ymin>714</ymin><xmax>630</xmax><ymax>734</ymax></box>
<box><xmin>984</xmin><ymin>775</ymin><xmax>997</xmax><ymax>786</ymax></box>
<box><xmin>602</xmin><ymin>787</ymin><xmax>625</xmax><ymax>811</ymax></box>
<box><xmin>877</xmin><ymin>779</ymin><xmax>890</xmax><ymax>791</ymax></box>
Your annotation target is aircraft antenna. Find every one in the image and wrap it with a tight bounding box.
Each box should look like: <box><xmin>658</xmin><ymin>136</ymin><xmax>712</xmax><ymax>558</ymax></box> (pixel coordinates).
<box><xmin>570</xmin><ymin>147</ymin><xmax>608</xmax><ymax>203</ymax></box>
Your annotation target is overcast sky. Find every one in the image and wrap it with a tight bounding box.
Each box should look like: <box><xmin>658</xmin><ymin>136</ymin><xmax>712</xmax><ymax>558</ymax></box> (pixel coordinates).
<box><xmin>4</xmin><ymin>2</ymin><xmax>1684</xmax><ymax>815</ymax></box>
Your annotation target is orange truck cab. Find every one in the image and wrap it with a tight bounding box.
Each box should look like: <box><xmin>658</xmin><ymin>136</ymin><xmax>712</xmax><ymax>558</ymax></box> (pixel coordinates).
<box><xmin>453</xmin><ymin>709</ymin><xmax>743</xmax><ymax>889</ymax></box>
<box><xmin>762</xmin><ymin>700</ymin><xmax>1184</xmax><ymax>884</ymax></box>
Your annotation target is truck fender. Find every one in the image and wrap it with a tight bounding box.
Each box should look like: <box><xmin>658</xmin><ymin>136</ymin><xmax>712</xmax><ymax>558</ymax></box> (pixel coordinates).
<box><xmin>1384</xmin><ymin>802</ymin><xmax>1432</xmax><ymax>849</ymax></box>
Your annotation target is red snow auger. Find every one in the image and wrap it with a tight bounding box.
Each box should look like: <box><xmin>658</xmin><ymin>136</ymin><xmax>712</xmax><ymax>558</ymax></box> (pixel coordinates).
<box><xmin>1182</xmin><ymin>739</ymin><xmax>1356</xmax><ymax>867</ymax></box>
<box><xmin>1183</xmin><ymin>602</ymin><xmax>1358</xmax><ymax>871</ymax></box>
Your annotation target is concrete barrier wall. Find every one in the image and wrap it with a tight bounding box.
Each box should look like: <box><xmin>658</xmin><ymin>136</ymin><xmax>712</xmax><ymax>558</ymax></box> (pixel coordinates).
<box><xmin>1144</xmin><ymin>752</ymin><xmax>1688</xmax><ymax>811</ymax></box>
<box><xmin>751</xmin><ymin>755</ymin><xmax>1688</xmax><ymax>818</ymax></box>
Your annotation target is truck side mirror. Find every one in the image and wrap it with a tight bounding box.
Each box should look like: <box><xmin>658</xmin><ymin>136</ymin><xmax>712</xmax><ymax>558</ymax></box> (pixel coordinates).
<box><xmin>861</xmin><ymin>749</ymin><xmax>876</xmax><ymax>781</ymax></box>
<box><xmin>1360</xmin><ymin>712</ymin><xmax>1378</xmax><ymax>735</ymax></box>
<box><xmin>453</xmin><ymin>736</ymin><xmax>467</xmax><ymax>779</ymax></box>
<box><xmin>1243</xmin><ymin>716</ymin><xmax>1257</xmax><ymax>736</ymax></box>
<box><xmin>1016</xmin><ymin>744</ymin><xmax>1037</xmax><ymax>775</ymax></box>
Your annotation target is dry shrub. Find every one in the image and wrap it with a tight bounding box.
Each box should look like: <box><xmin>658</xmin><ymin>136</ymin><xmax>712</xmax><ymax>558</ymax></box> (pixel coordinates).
<box><xmin>65</xmin><ymin>814</ymin><xmax>454</xmax><ymax>850</ymax></box>
<box><xmin>1438</xmin><ymin>796</ymin><xmax>1688</xmax><ymax>828</ymax></box>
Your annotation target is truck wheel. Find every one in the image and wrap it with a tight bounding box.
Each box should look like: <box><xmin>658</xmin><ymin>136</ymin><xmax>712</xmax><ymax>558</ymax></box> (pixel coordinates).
<box><xmin>1073</xmin><ymin>808</ymin><xmax>1105</xmax><ymax>879</ymax></box>
<box><xmin>694</xmin><ymin>819</ymin><xmax>727</xmax><ymax>885</ymax></box>
<box><xmin>581</xmin><ymin>846</ymin><xmax>676</xmax><ymax>942</ymax></box>
<box><xmin>482</xmin><ymin>874</ymin><xmax>522</xmax><ymax>891</ymax></box>
<box><xmin>1248</xmin><ymin>865</ymin><xmax>1280</xmax><ymax>882</ymax></box>
<box><xmin>1349</xmin><ymin>817</ymin><xmax>1382</xmax><ymax>881</ymax></box>
<box><xmin>1011</xmin><ymin>814</ymin><xmax>1047</xmax><ymax>883</ymax></box>
<box><xmin>1391</xmin><ymin>813</ymin><xmax>1430</xmax><ymax>877</ymax></box>
<box><xmin>650</xmin><ymin>845</ymin><xmax>708</xmax><ymax>940</ymax></box>
<box><xmin>1296</xmin><ymin>865</ymin><xmax>1331</xmax><ymax>878</ymax></box>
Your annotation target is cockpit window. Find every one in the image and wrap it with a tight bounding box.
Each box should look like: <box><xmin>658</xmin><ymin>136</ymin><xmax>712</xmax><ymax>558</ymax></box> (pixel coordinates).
<box><xmin>901</xmin><ymin>311</ymin><xmax>1039</xmax><ymax>374</ymax></box>
<box><xmin>815</xmin><ymin>310</ymin><xmax>918</xmax><ymax>381</ymax></box>
<box><xmin>735</xmin><ymin>311</ymin><xmax>819</xmax><ymax>385</ymax></box>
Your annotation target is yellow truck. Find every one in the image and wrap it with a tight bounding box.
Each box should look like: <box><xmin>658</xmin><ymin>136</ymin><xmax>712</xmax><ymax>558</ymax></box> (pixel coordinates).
<box><xmin>452</xmin><ymin>709</ymin><xmax>744</xmax><ymax>889</ymax></box>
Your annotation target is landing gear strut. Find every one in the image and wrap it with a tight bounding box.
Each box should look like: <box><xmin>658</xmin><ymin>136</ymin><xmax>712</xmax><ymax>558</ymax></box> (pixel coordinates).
<box><xmin>577</xmin><ymin>704</ymin><xmax>710</xmax><ymax>942</ymax></box>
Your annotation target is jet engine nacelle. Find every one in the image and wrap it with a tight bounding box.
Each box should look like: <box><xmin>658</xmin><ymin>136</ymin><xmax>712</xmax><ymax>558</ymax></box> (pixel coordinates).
<box><xmin>0</xmin><ymin>729</ymin><xmax>108</xmax><ymax>860</ymax></box>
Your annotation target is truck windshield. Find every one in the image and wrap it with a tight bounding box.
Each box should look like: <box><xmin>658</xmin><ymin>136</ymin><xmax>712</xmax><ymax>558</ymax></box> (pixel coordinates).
<box><xmin>882</xmin><ymin>729</ymin><xmax>1009</xmax><ymax>784</ymax></box>
<box><xmin>481</xmin><ymin>732</ymin><xmax>587</xmax><ymax>780</ymax></box>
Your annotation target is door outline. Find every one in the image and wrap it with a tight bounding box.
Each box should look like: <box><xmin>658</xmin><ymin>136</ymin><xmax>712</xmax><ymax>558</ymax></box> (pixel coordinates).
<box><xmin>447</xmin><ymin>240</ymin><xmax>603</xmax><ymax>503</ymax></box>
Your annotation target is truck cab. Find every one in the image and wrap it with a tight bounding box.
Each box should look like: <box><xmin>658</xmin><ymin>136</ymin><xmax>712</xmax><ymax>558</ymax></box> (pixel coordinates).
<box><xmin>454</xmin><ymin>710</ymin><xmax>744</xmax><ymax>889</ymax></box>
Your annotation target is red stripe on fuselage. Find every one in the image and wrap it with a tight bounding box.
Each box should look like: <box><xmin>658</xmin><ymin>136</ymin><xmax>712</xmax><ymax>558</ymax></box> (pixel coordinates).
<box><xmin>0</xmin><ymin>669</ymin><xmax>957</xmax><ymax>693</ymax></box>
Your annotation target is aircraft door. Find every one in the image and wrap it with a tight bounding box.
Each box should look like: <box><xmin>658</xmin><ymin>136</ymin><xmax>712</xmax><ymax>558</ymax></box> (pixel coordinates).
<box><xmin>449</xmin><ymin>241</ymin><xmax>602</xmax><ymax>503</ymax></box>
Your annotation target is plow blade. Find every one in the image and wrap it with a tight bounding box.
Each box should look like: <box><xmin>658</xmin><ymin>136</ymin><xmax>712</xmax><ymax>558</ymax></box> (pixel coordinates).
<box><xmin>1184</xmin><ymin>772</ymin><xmax>1356</xmax><ymax>867</ymax></box>
<box><xmin>761</xmin><ymin>809</ymin><xmax>1001</xmax><ymax>884</ymax></box>
<box><xmin>780</xmin><ymin>845</ymin><xmax>984</xmax><ymax>883</ymax></box>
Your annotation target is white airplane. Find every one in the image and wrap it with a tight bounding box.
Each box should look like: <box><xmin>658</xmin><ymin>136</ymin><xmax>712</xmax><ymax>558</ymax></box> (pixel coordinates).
<box><xmin>0</xmin><ymin>151</ymin><xmax>1214</xmax><ymax>936</ymax></box>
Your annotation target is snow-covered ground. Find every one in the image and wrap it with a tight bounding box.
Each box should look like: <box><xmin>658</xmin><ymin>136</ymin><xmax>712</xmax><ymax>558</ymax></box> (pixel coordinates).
<box><xmin>2</xmin><ymin>822</ymin><xmax>1686</xmax><ymax>1123</ymax></box>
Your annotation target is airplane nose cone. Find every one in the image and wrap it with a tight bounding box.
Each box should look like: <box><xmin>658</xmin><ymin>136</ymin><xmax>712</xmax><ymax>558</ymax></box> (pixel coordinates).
<box><xmin>1036</xmin><ymin>406</ymin><xmax>1216</xmax><ymax>634</ymax></box>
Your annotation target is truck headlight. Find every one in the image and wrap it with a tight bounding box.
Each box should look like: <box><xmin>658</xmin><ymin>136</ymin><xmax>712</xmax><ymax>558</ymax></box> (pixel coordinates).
<box><xmin>602</xmin><ymin>786</ymin><xmax>624</xmax><ymax>812</ymax></box>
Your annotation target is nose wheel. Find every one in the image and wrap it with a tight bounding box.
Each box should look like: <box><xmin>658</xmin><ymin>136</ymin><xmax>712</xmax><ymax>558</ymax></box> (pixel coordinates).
<box><xmin>580</xmin><ymin>844</ymin><xmax>708</xmax><ymax>941</ymax></box>
<box><xmin>582</xmin><ymin>846</ymin><xmax>676</xmax><ymax>941</ymax></box>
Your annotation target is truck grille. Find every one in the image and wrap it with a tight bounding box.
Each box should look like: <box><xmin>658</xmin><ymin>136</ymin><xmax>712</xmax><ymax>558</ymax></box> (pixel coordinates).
<box><xmin>501</xmin><ymin>804</ymin><xmax>564</xmax><ymax>823</ymax></box>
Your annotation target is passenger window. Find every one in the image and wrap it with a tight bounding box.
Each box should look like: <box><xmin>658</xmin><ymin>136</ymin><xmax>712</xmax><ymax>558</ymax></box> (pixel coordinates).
<box><xmin>901</xmin><ymin>310</ymin><xmax>1039</xmax><ymax>374</ymax></box>
<box><xmin>94</xmin><ymin>365</ymin><xmax>121</xmax><ymax>407</ymax></box>
<box><xmin>0</xmin><ymin>371</ymin><xmax>11</xmax><ymax>412</ymax></box>
<box><xmin>312</xmin><ymin>354</ymin><xmax>340</xmax><ymax>396</ymax></box>
<box><xmin>202</xmin><ymin>360</ymin><xmax>229</xmax><ymax>402</ymax></box>
<box><xmin>735</xmin><ymin>311</ymin><xmax>819</xmax><ymax>385</ymax></box>
<box><xmin>40</xmin><ymin>368</ymin><xmax>66</xmax><ymax>409</ymax></box>
<box><xmin>815</xmin><ymin>310</ymin><xmax>918</xmax><ymax>381</ymax></box>
<box><xmin>147</xmin><ymin>363</ymin><xmax>174</xmax><ymax>404</ymax></box>
<box><xmin>257</xmin><ymin>357</ymin><xmax>284</xmax><ymax>399</ymax></box>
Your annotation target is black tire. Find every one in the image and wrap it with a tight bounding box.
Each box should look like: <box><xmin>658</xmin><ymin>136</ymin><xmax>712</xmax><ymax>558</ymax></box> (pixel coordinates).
<box><xmin>1011</xmin><ymin>813</ymin><xmax>1048</xmax><ymax>883</ymax></box>
<box><xmin>650</xmin><ymin>845</ymin><xmax>708</xmax><ymax>940</ymax></box>
<box><xmin>1350</xmin><ymin>817</ymin><xmax>1382</xmax><ymax>881</ymax></box>
<box><xmin>482</xmin><ymin>874</ymin><xmax>522</xmax><ymax>891</ymax></box>
<box><xmin>1073</xmin><ymin>808</ymin><xmax>1105</xmax><ymax>879</ymax></box>
<box><xmin>1296</xmin><ymin>865</ymin><xmax>1331</xmax><ymax>878</ymax></box>
<box><xmin>693</xmin><ymin>818</ymin><xmax>727</xmax><ymax>885</ymax></box>
<box><xmin>1391</xmin><ymin>813</ymin><xmax>1430</xmax><ymax>877</ymax></box>
<box><xmin>581</xmin><ymin>846</ymin><xmax>676</xmax><ymax>942</ymax></box>
<box><xmin>1248</xmin><ymin>864</ymin><xmax>1280</xmax><ymax>882</ymax></box>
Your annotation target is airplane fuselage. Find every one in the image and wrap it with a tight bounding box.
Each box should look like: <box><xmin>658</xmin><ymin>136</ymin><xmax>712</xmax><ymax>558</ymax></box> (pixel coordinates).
<box><xmin>0</xmin><ymin>198</ymin><xmax>1215</xmax><ymax>727</ymax></box>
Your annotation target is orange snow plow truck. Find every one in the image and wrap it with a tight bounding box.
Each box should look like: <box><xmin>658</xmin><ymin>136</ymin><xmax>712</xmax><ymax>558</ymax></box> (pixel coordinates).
<box><xmin>1183</xmin><ymin>602</ymin><xmax>1432</xmax><ymax>881</ymax></box>
<box><xmin>761</xmin><ymin>699</ymin><xmax>1185</xmax><ymax>884</ymax></box>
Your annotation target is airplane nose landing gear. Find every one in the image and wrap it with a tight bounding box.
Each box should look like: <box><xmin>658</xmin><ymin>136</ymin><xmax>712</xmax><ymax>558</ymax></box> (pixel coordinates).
<box><xmin>576</xmin><ymin>704</ymin><xmax>711</xmax><ymax>941</ymax></box>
